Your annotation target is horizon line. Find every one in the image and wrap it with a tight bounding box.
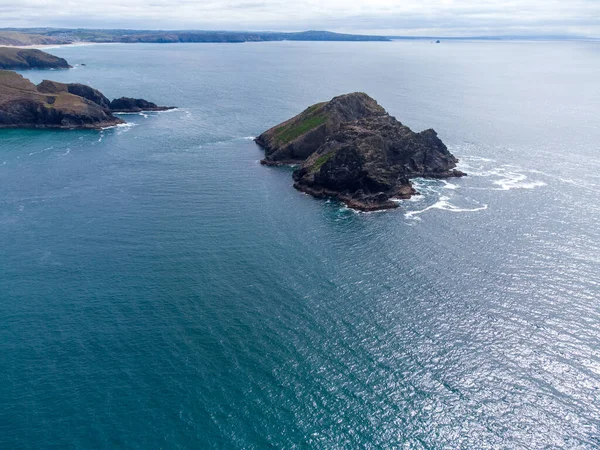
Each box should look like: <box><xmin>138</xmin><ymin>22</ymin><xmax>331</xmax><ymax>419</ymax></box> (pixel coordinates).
<box><xmin>1</xmin><ymin>27</ymin><xmax>597</xmax><ymax>41</ymax></box>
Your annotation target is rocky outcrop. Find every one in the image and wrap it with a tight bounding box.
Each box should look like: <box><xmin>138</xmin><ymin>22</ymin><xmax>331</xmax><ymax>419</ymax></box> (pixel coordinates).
<box><xmin>256</xmin><ymin>93</ymin><xmax>465</xmax><ymax>211</ymax></box>
<box><xmin>256</xmin><ymin>92</ymin><xmax>386</xmax><ymax>164</ymax></box>
<box><xmin>0</xmin><ymin>47</ymin><xmax>70</xmax><ymax>70</ymax></box>
<box><xmin>0</xmin><ymin>71</ymin><xmax>122</xmax><ymax>129</ymax></box>
<box><xmin>109</xmin><ymin>97</ymin><xmax>175</xmax><ymax>112</ymax></box>
<box><xmin>0</xmin><ymin>70</ymin><xmax>175</xmax><ymax>129</ymax></box>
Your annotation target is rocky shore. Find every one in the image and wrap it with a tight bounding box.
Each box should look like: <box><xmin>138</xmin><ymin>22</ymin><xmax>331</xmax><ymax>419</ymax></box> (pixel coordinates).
<box><xmin>0</xmin><ymin>70</ymin><xmax>174</xmax><ymax>129</ymax></box>
<box><xmin>255</xmin><ymin>93</ymin><xmax>465</xmax><ymax>211</ymax></box>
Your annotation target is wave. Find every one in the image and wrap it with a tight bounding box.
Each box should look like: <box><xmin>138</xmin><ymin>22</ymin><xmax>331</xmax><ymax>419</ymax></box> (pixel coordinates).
<box><xmin>157</xmin><ymin>107</ymin><xmax>182</xmax><ymax>114</ymax></box>
<box><xmin>29</xmin><ymin>146</ymin><xmax>54</xmax><ymax>156</ymax></box>
<box><xmin>101</xmin><ymin>122</ymin><xmax>136</xmax><ymax>131</ymax></box>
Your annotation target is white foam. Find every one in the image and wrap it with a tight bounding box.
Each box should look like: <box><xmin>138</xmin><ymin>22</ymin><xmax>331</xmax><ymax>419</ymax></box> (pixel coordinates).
<box><xmin>241</xmin><ymin>136</ymin><xmax>256</xmax><ymax>140</ymax></box>
<box><xmin>442</xmin><ymin>180</ymin><xmax>459</xmax><ymax>190</ymax></box>
<box><xmin>458</xmin><ymin>160</ymin><xmax>547</xmax><ymax>192</ymax></box>
<box><xmin>405</xmin><ymin>196</ymin><xmax>488</xmax><ymax>219</ymax></box>
<box><xmin>102</xmin><ymin>122</ymin><xmax>136</xmax><ymax>131</ymax></box>
<box><xmin>492</xmin><ymin>172</ymin><xmax>547</xmax><ymax>191</ymax></box>
<box><xmin>158</xmin><ymin>107</ymin><xmax>181</xmax><ymax>114</ymax></box>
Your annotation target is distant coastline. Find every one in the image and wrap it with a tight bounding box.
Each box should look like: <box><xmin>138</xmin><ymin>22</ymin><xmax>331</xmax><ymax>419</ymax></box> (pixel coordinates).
<box><xmin>0</xmin><ymin>29</ymin><xmax>391</xmax><ymax>46</ymax></box>
<box><xmin>0</xmin><ymin>28</ymin><xmax>596</xmax><ymax>47</ymax></box>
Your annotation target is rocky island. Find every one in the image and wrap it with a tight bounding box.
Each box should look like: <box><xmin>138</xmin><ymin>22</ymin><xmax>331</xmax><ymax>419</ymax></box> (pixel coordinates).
<box><xmin>0</xmin><ymin>70</ymin><xmax>174</xmax><ymax>129</ymax></box>
<box><xmin>109</xmin><ymin>97</ymin><xmax>173</xmax><ymax>112</ymax></box>
<box><xmin>0</xmin><ymin>47</ymin><xmax>71</xmax><ymax>70</ymax></box>
<box><xmin>255</xmin><ymin>93</ymin><xmax>465</xmax><ymax>211</ymax></box>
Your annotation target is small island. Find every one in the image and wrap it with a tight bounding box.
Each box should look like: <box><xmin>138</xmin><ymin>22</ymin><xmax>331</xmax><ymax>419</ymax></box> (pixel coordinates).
<box><xmin>0</xmin><ymin>47</ymin><xmax>70</xmax><ymax>70</ymax></box>
<box><xmin>0</xmin><ymin>70</ymin><xmax>175</xmax><ymax>129</ymax></box>
<box><xmin>255</xmin><ymin>93</ymin><xmax>465</xmax><ymax>211</ymax></box>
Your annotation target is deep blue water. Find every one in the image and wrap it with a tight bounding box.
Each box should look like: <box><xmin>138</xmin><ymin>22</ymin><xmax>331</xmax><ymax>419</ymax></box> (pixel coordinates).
<box><xmin>1</xmin><ymin>41</ymin><xmax>600</xmax><ymax>448</ymax></box>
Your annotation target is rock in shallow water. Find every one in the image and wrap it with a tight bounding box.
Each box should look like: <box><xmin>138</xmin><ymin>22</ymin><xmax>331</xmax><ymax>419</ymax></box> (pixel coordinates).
<box><xmin>109</xmin><ymin>97</ymin><xmax>175</xmax><ymax>112</ymax></box>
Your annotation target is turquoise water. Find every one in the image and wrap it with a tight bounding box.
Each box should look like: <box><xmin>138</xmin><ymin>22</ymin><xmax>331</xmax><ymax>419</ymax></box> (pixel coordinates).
<box><xmin>1</xmin><ymin>41</ymin><xmax>600</xmax><ymax>448</ymax></box>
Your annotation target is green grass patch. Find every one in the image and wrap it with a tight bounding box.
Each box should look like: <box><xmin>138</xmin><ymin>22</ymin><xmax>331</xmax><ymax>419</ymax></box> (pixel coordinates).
<box><xmin>275</xmin><ymin>114</ymin><xmax>326</xmax><ymax>145</ymax></box>
<box><xmin>312</xmin><ymin>152</ymin><xmax>335</xmax><ymax>171</ymax></box>
<box><xmin>303</xmin><ymin>102</ymin><xmax>326</xmax><ymax>115</ymax></box>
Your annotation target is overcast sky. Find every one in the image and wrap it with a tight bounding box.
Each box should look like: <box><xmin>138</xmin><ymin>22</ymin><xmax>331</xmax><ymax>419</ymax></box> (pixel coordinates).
<box><xmin>1</xmin><ymin>0</ymin><xmax>599</xmax><ymax>37</ymax></box>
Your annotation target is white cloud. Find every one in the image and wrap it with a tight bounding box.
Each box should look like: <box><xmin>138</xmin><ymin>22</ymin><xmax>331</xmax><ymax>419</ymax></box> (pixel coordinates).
<box><xmin>1</xmin><ymin>0</ymin><xmax>598</xmax><ymax>37</ymax></box>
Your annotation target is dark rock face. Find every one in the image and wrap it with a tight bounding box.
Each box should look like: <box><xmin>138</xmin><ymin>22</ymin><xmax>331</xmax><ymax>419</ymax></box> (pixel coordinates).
<box><xmin>0</xmin><ymin>71</ymin><xmax>122</xmax><ymax>129</ymax></box>
<box><xmin>37</xmin><ymin>80</ymin><xmax>111</xmax><ymax>109</ymax></box>
<box><xmin>256</xmin><ymin>93</ymin><xmax>466</xmax><ymax>211</ymax></box>
<box><xmin>66</xmin><ymin>84</ymin><xmax>111</xmax><ymax>110</ymax></box>
<box><xmin>0</xmin><ymin>47</ymin><xmax>70</xmax><ymax>70</ymax></box>
<box><xmin>109</xmin><ymin>97</ymin><xmax>174</xmax><ymax>112</ymax></box>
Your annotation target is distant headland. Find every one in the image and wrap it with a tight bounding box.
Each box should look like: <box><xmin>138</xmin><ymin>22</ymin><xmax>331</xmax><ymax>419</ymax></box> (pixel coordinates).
<box><xmin>0</xmin><ymin>70</ymin><xmax>174</xmax><ymax>129</ymax></box>
<box><xmin>0</xmin><ymin>47</ymin><xmax>70</xmax><ymax>70</ymax></box>
<box><xmin>255</xmin><ymin>93</ymin><xmax>465</xmax><ymax>211</ymax></box>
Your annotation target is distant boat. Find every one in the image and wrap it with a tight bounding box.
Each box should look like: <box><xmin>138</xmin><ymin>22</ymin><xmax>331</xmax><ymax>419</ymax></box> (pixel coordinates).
<box><xmin>436</xmin><ymin>40</ymin><xmax>441</xmax><ymax>44</ymax></box>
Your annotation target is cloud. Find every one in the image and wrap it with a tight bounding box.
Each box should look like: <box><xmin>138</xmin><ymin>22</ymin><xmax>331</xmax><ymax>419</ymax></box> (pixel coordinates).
<box><xmin>1</xmin><ymin>0</ymin><xmax>598</xmax><ymax>37</ymax></box>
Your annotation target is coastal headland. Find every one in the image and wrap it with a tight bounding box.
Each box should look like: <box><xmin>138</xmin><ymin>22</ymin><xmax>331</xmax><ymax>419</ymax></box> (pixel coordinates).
<box><xmin>0</xmin><ymin>70</ymin><xmax>174</xmax><ymax>129</ymax></box>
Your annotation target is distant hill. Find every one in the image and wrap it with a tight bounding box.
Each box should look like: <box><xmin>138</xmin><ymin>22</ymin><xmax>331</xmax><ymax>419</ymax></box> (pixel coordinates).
<box><xmin>0</xmin><ymin>28</ymin><xmax>390</xmax><ymax>45</ymax></box>
<box><xmin>0</xmin><ymin>31</ymin><xmax>70</xmax><ymax>46</ymax></box>
<box><xmin>0</xmin><ymin>47</ymin><xmax>70</xmax><ymax>70</ymax></box>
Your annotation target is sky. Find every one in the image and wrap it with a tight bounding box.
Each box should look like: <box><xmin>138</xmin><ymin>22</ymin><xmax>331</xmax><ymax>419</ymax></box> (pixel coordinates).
<box><xmin>0</xmin><ymin>0</ymin><xmax>599</xmax><ymax>37</ymax></box>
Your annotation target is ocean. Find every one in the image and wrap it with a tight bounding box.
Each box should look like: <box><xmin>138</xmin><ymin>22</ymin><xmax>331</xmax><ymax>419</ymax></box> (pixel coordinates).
<box><xmin>1</xmin><ymin>40</ymin><xmax>600</xmax><ymax>448</ymax></box>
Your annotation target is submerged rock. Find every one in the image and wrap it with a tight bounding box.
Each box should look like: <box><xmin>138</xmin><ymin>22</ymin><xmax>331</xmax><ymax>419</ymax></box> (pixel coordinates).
<box><xmin>256</xmin><ymin>92</ymin><xmax>466</xmax><ymax>211</ymax></box>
